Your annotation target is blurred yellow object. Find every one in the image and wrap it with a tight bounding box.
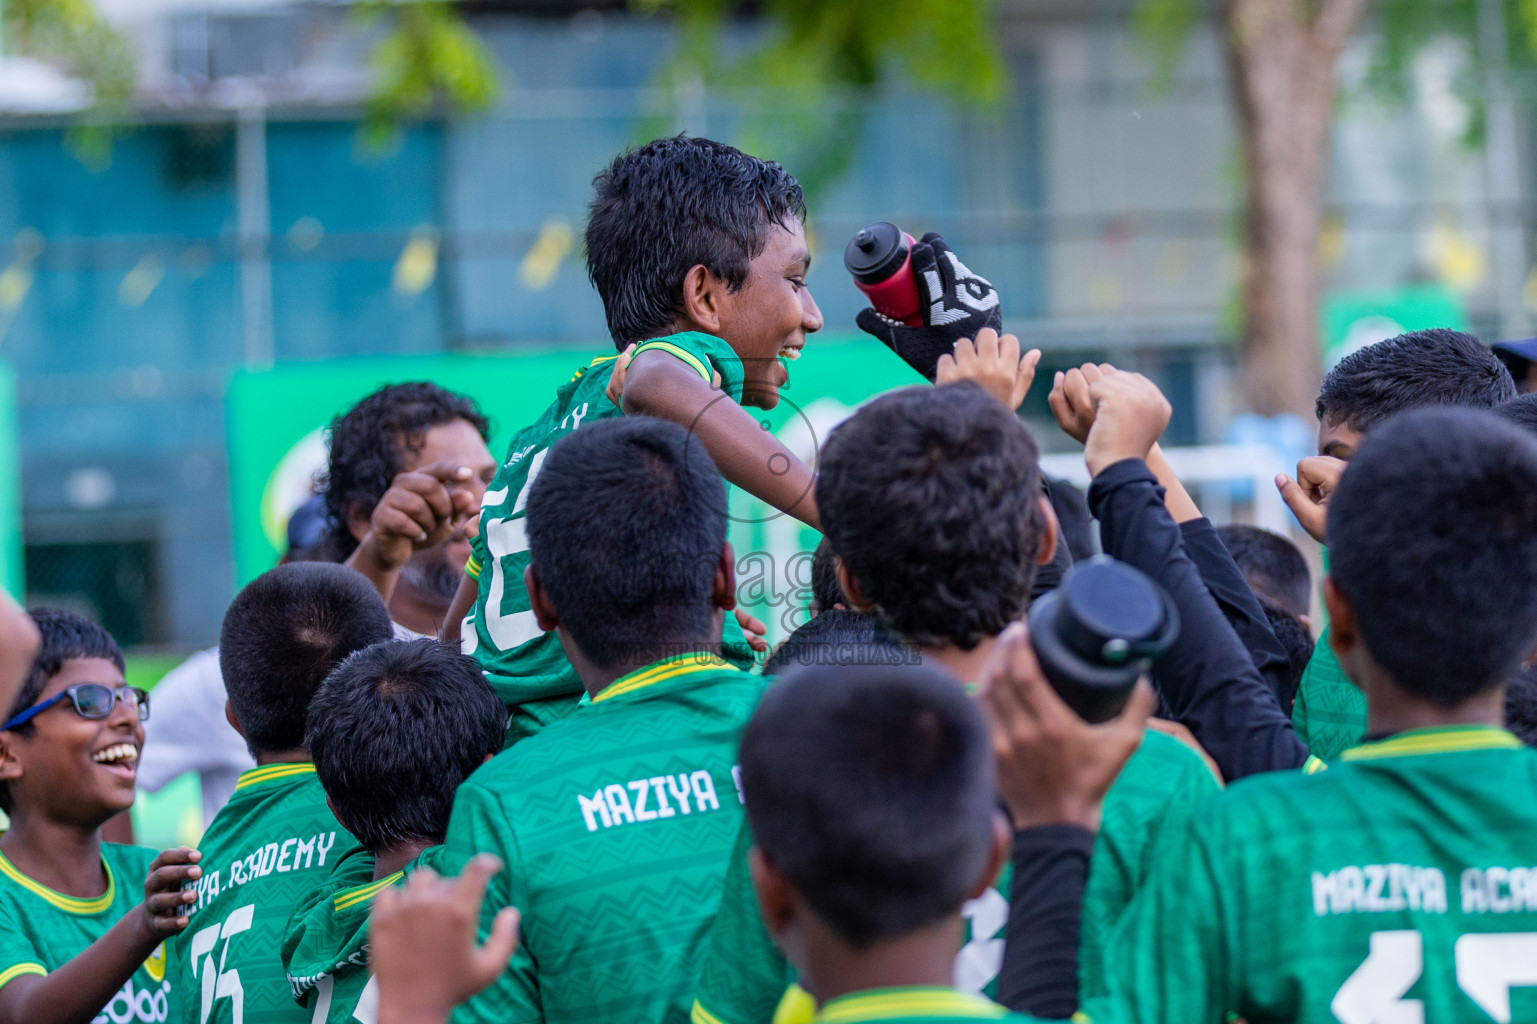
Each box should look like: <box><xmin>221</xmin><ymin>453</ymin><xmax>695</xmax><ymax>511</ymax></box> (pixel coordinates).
<box><xmin>119</xmin><ymin>254</ymin><xmax>164</xmax><ymax>309</ymax></box>
<box><xmin>771</xmin><ymin>984</ymin><xmax>816</xmax><ymax>1024</ymax></box>
<box><xmin>519</xmin><ymin>220</ymin><xmax>574</xmax><ymax>292</ymax></box>
<box><xmin>1426</xmin><ymin>221</ymin><xmax>1485</xmax><ymax>292</ymax></box>
<box><xmin>393</xmin><ymin>228</ymin><xmax>439</xmax><ymax>297</ymax></box>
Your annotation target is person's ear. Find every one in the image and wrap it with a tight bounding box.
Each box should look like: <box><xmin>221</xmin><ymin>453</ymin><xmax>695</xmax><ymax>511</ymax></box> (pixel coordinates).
<box><xmin>0</xmin><ymin>734</ymin><xmax>21</xmax><ymax>787</ymax></box>
<box><xmin>748</xmin><ymin>846</ymin><xmax>796</xmax><ymax>940</ymax></box>
<box><xmin>835</xmin><ymin>561</ymin><xmax>876</xmax><ymax>614</ymax></box>
<box><xmin>224</xmin><ymin>700</ymin><xmax>246</xmax><ymax>739</ymax></box>
<box><xmin>346</xmin><ymin>503</ymin><xmax>372</xmax><ymax>545</ymax></box>
<box><xmin>714</xmin><ymin>542</ymin><xmax>738</xmax><ymax>612</ymax></box>
<box><xmin>525</xmin><ymin>565</ymin><xmax>561</xmax><ymax>633</ymax></box>
<box><xmin>324</xmin><ymin>794</ymin><xmax>353</xmax><ymax>835</ymax></box>
<box><xmin>970</xmin><ymin>812</ymin><xmax>1011</xmax><ymax>901</ymax></box>
<box><xmin>1035</xmin><ymin>495</ymin><xmax>1060</xmax><ymax>566</ymax></box>
<box><xmin>680</xmin><ymin>264</ymin><xmax>726</xmax><ymax>336</ymax></box>
<box><xmin>1323</xmin><ymin>576</ymin><xmax>1357</xmax><ymax>663</ymax></box>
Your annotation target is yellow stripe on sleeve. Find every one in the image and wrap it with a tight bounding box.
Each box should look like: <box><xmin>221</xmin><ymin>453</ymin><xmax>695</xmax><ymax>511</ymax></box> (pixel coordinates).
<box><xmin>0</xmin><ymin>963</ymin><xmax>46</xmax><ymax>989</ymax></box>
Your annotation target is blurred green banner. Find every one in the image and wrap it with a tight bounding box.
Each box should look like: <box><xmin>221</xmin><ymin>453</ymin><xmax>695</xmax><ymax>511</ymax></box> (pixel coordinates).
<box><xmin>226</xmin><ymin>335</ymin><xmax>918</xmax><ymax>607</ymax></box>
<box><xmin>1321</xmin><ymin>286</ymin><xmax>1467</xmax><ymax>368</ymax></box>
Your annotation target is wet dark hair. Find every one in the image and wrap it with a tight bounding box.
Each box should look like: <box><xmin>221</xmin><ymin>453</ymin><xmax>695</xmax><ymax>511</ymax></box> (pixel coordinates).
<box><xmin>741</xmin><ymin>664</ymin><xmax>996</xmax><ymax>947</ymax></box>
<box><xmin>1328</xmin><ymin>408</ymin><xmax>1537</xmax><ymax>706</ymax></box>
<box><xmin>816</xmin><ymin>382</ymin><xmax>1045</xmax><ymax>649</ymax></box>
<box><xmin>308</xmin><ymin>639</ymin><xmax>506</xmax><ymax>852</ymax></box>
<box><xmin>809</xmin><ymin>538</ymin><xmax>843</xmax><ymax>616</ymax></box>
<box><xmin>320</xmin><ymin>382</ymin><xmax>489</xmax><ymax>561</ymax></box>
<box><xmin>761</xmin><ymin>609</ymin><xmax>910</xmax><ymax>677</ymax></box>
<box><xmin>526</xmin><ymin>417</ymin><xmax>727</xmax><ymax>669</ymax></box>
<box><xmin>220</xmin><ymin>563</ymin><xmax>393</xmax><ymax>756</ymax></box>
<box><xmin>1316</xmin><ymin>329</ymin><xmax>1514</xmax><ymax>435</ymax></box>
<box><xmin>586</xmin><ymin>136</ymin><xmax>807</xmax><ymax>347</ymax></box>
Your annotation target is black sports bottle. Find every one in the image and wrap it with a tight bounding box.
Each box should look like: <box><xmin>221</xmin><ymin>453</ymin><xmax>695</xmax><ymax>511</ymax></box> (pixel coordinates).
<box><xmin>1026</xmin><ymin>555</ymin><xmax>1180</xmax><ymax>723</ymax></box>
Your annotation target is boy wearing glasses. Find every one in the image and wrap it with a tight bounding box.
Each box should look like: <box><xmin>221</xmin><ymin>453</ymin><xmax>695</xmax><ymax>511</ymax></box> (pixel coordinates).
<box><xmin>172</xmin><ymin>563</ymin><xmax>391</xmax><ymax>1024</ymax></box>
<box><xmin>0</xmin><ymin>608</ymin><xmax>203</xmax><ymax>1024</ymax></box>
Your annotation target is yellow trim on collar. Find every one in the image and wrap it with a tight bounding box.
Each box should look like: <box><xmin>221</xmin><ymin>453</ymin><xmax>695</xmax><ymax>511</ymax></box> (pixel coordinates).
<box><xmin>630</xmin><ymin>340</ymin><xmax>711</xmax><ymax>383</ymax></box>
<box><xmin>0</xmin><ymin>963</ymin><xmax>45</xmax><ymax>989</ymax></box>
<box><xmin>815</xmin><ymin>988</ymin><xmax>1007</xmax><ymax>1023</ymax></box>
<box><xmin>1341</xmin><ymin>725</ymin><xmax>1523</xmax><ymax>762</ymax></box>
<box><xmin>0</xmin><ymin>851</ymin><xmax>115</xmax><ymax>915</ymax></box>
<box><xmin>234</xmin><ymin>762</ymin><xmax>317</xmax><ymax>791</ymax></box>
<box><xmin>333</xmin><ymin>870</ymin><xmax>404</xmax><ymax>912</ymax></box>
<box><xmin>691</xmin><ymin>1001</ymin><xmax>731</xmax><ymax>1024</ymax></box>
<box><xmin>592</xmin><ymin>653</ymin><xmax>733</xmax><ymax>705</ymax></box>
<box><xmin>1302</xmin><ymin>755</ymin><xmax>1330</xmax><ymax>774</ymax></box>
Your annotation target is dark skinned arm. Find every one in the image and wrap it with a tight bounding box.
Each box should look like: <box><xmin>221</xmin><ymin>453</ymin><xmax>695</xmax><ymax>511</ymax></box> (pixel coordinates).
<box><xmin>0</xmin><ymin>849</ymin><xmax>201</xmax><ymax>1024</ymax></box>
<box><xmin>439</xmin><ymin>570</ymin><xmax>478</xmax><ymax>644</ymax></box>
<box><xmin>621</xmin><ymin>350</ymin><xmax>819</xmax><ymax>531</ymax></box>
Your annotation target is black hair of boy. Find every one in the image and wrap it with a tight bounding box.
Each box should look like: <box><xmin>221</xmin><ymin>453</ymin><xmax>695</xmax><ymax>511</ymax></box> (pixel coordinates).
<box><xmin>1504</xmin><ymin>664</ymin><xmax>1537</xmax><ymax>746</ymax></box>
<box><xmin>1261</xmin><ymin>599</ymin><xmax>1313</xmax><ymax>715</ymax></box>
<box><xmin>1214</xmin><ymin>524</ymin><xmax>1312</xmax><ymax>619</ymax></box>
<box><xmin>1046</xmin><ymin>475</ymin><xmax>1096</xmax><ymax>563</ymax></box>
<box><xmin>760</xmin><ymin>609</ymin><xmax>907</xmax><ymax>677</ymax></box>
<box><xmin>1316</xmin><ymin>329</ymin><xmax>1515</xmax><ymax>435</ymax></box>
<box><xmin>815</xmin><ymin>382</ymin><xmax>1045</xmax><ymax>649</ymax></box>
<box><xmin>740</xmin><ymin>664</ymin><xmax>996</xmax><ymax>946</ymax></box>
<box><xmin>1327</xmin><ymin>408</ymin><xmax>1537</xmax><ymax>706</ymax></box>
<box><xmin>585</xmin><ymin>136</ymin><xmax>807</xmax><ymax>348</ymax></box>
<box><xmin>319</xmin><ymin>382</ymin><xmax>490</xmax><ymax>561</ymax></box>
<box><xmin>219</xmin><ymin>562</ymin><xmax>394</xmax><ymax>756</ymax></box>
<box><xmin>0</xmin><ymin>608</ymin><xmax>124</xmax><ymax>813</ymax></box>
<box><xmin>810</xmin><ymin>537</ymin><xmax>842</xmax><ymax>616</ymax></box>
<box><xmin>306</xmin><ymin>638</ymin><xmax>505</xmax><ymax>852</ymax></box>
<box><xmin>525</xmin><ymin>416</ymin><xmax>727</xmax><ymax>668</ymax></box>
<box><xmin>1495</xmin><ymin>393</ymin><xmax>1537</xmax><ymax>436</ymax></box>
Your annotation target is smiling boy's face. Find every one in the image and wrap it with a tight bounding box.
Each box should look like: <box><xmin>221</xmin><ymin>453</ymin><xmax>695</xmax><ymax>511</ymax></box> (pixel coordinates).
<box><xmin>716</xmin><ymin>217</ymin><xmax>824</xmax><ymax>410</ymax></box>
<box><xmin>1</xmin><ymin>656</ymin><xmax>141</xmax><ymax>827</ymax></box>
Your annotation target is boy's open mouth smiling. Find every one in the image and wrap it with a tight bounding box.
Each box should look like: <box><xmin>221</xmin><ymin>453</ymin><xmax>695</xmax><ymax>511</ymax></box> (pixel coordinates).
<box><xmin>90</xmin><ymin>741</ymin><xmax>139</xmax><ymax>780</ymax></box>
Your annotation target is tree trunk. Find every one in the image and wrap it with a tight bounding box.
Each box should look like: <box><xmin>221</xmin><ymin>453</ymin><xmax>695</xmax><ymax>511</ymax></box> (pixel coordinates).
<box><xmin>1217</xmin><ymin>0</ymin><xmax>1371</xmax><ymax>418</ymax></box>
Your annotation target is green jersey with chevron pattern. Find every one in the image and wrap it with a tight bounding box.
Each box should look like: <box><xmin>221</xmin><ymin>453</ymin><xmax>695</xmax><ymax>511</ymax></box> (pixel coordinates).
<box><xmin>1291</xmin><ymin>631</ymin><xmax>1368</xmax><ymax>762</ymax></box>
<box><xmin>442</xmin><ymin>652</ymin><xmax>768</xmax><ymax>1024</ymax></box>
<box><xmin>1097</xmin><ymin>725</ymin><xmax>1537</xmax><ymax>1024</ymax></box>
<box><xmin>173</xmin><ymin>763</ymin><xmax>359</xmax><ymax>1024</ymax></box>
<box><xmin>461</xmin><ymin>332</ymin><xmax>756</xmax><ymax>744</ymax></box>
<box><xmin>280</xmin><ymin>845</ymin><xmax>441</xmax><ymax>1024</ymax></box>
<box><xmin>691</xmin><ymin>729</ymin><xmax>1219</xmax><ymax>1024</ymax></box>
<box><xmin>0</xmin><ymin>842</ymin><xmax>178</xmax><ymax>1024</ymax></box>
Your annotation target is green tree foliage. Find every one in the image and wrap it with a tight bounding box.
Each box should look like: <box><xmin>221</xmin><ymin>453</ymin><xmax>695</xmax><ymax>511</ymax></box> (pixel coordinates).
<box><xmin>358</xmin><ymin>0</ymin><xmax>501</xmax><ymax>148</ymax></box>
<box><xmin>638</xmin><ymin>0</ymin><xmax>1007</xmax><ymax>199</ymax></box>
<box><xmin>5</xmin><ymin>0</ymin><xmax>137</xmax><ymax>166</ymax></box>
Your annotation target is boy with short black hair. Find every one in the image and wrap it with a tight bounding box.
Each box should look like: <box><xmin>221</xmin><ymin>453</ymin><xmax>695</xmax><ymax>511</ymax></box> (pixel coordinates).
<box><xmin>740</xmin><ymin>664</ymin><xmax>1042</xmax><ymax>1024</ymax></box>
<box><xmin>450</xmin><ymin>135</ymin><xmax>1012</xmax><ymax>743</ymax></box>
<box><xmin>282</xmin><ymin>639</ymin><xmax>507</xmax><ymax>1023</ymax></box>
<box><xmin>1278</xmin><ymin>329</ymin><xmax>1517</xmax><ymax>761</ymax></box>
<box><xmin>442</xmin><ymin>416</ymin><xmax>771</xmax><ymax>1024</ymax></box>
<box><xmin>0</xmin><ymin>609</ymin><xmax>200</xmax><ymax>1024</ymax></box>
<box><xmin>1108</xmin><ymin>407</ymin><xmax>1537</xmax><ymax>1023</ymax></box>
<box><xmin>1213</xmin><ymin>524</ymin><xmax>1311</xmax><ymax>621</ymax></box>
<box><xmin>172</xmin><ymin>562</ymin><xmax>393</xmax><ymax>1024</ymax></box>
<box><xmin>692</xmin><ymin>382</ymin><xmax>1218</xmax><ymax>1024</ymax></box>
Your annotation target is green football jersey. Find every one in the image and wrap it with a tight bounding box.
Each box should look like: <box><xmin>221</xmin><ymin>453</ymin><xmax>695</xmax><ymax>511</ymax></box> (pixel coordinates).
<box><xmin>461</xmin><ymin>331</ymin><xmax>755</xmax><ymax>744</ymax></box>
<box><xmin>441</xmin><ymin>651</ymin><xmax>769</xmax><ymax>1024</ymax></box>
<box><xmin>174</xmin><ymin>763</ymin><xmax>360</xmax><ymax>1024</ymax></box>
<box><xmin>1100</xmin><ymin>724</ymin><xmax>1537</xmax><ymax>1024</ymax></box>
<box><xmin>805</xmin><ymin>987</ymin><xmax>1045</xmax><ymax>1024</ymax></box>
<box><xmin>1291</xmin><ymin>630</ymin><xmax>1368</xmax><ymax>762</ymax></box>
<box><xmin>690</xmin><ymin>730</ymin><xmax>1219</xmax><ymax>1024</ymax></box>
<box><xmin>0</xmin><ymin>842</ymin><xmax>177</xmax><ymax>1024</ymax></box>
<box><xmin>281</xmin><ymin>845</ymin><xmax>440</xmax><ymax>1024</ymax></box>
